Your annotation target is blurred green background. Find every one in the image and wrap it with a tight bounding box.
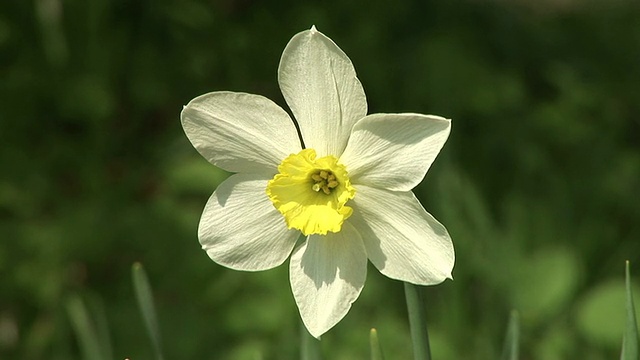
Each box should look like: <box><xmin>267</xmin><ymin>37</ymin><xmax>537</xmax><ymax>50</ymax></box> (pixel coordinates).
<box><xmin>1</xmin><ymin>0</ymin><xmax>639</xmax><ymax>359</ymax></box>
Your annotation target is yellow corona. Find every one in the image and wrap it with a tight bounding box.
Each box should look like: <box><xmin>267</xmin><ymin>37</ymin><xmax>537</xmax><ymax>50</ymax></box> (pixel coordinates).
<box><xmin>266</xmin><ymin>149</ymin><xmax>356</xmax><ymax>235</ymax></box>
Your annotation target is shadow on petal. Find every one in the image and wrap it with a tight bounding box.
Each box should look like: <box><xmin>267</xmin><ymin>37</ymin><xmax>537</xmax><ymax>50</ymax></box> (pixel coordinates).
<box><xmin>298</xmin><ymin>223</ymin><xmax>367</xmax><ymax>290</ymax></box>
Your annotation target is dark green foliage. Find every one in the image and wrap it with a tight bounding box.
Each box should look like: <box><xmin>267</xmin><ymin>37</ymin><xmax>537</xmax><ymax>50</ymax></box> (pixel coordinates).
<box><xmin>0</xmin><ymin>0</ymin><xmax>639</xmax><ymax>359</ymax></box>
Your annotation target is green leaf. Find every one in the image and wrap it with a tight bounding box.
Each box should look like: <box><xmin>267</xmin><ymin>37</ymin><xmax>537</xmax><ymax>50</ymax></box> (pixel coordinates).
<box><xmin>404</xmin><ymin>282</ymin><xmax>431</xmax><ymax>360</ymax></box>
<box><xmin>65</xmin><ymin>295</ymin><xmax>110</xmax><ymax>360</ymax></box>
<box><xmin>500</xmin><ymin>310</ymin><xmax>520</xmax><ymax>360</ymax></box>
<box><xmin>621</xmin><ymin>261</ymin><xmax>639</xmax><ymax>360</ymax></box>
<box><xmin>132</xmin><ymin>262</ymin><xmax>165</xmax><ymax>360</ymax></box>
<box><xmin>370</xmin><ymin>328</ymin><xmax>385</xmax><ymax>360</ymax></box>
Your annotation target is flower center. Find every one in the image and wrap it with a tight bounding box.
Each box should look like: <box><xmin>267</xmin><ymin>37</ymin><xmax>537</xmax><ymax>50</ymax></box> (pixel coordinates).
<box><xmin>311</xmin><ymin>170</ymin><xmax>339</xmax><ymax>194</ymax></box>
<box><xmin>266</xmin><ymin>149</ymin><xmax>356</xmax><ymax>236</ymax></box>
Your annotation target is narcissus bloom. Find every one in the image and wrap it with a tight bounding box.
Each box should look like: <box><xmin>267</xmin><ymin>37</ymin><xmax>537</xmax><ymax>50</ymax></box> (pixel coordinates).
<box><xmin>181</xmin><ymin>26</ymin><xmax>454</xmax><ymax>338</ymax></box>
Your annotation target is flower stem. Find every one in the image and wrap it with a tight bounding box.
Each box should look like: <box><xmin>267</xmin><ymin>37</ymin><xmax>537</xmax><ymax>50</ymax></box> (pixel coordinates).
<box><xmin>300</xmin><ymin>322</ymin><xmax>322</xmax><ymax>360</ymax></box>
<box><xmin>404</xmin><ymin>282</ymin><xmax>431</xmax><ymax>360</ymax></box>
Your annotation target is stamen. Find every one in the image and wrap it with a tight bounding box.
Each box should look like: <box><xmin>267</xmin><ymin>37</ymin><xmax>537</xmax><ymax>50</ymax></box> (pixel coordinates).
<box><xmin>310</xmin><ymin>169</ymin><xmax>340</xmax><ymax>194</ymax></box>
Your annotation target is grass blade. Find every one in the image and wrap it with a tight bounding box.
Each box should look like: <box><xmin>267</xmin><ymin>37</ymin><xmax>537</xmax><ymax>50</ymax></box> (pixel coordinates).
<box><xmin>500</xmin><ymin>310</ymin><xmax>520</xmax><ymax>360</ymax></box>
<box><xmin>132</xmin><ymin>262</ymin><xmax>165</xmax><ymax>360</ymax></box>
<box><xmin>66</xmin><ymin>295</ymin><xmax>108</xmax><ymax>360</ymax></box>
<box><xmin>621</xmin><ymin>261</ymin><xmax>638</xmax><ymax>360</ymax></box>
<box><xmin>370</xmin><ymin>328</ymin><xmax>385</xmax><ymax>360</ymax></box>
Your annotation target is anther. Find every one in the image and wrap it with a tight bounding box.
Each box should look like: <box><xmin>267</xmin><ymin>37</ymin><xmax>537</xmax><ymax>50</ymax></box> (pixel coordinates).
<box><xmin>310</xmin><ymin>169</ymin><xmax>340</xmax><ymax>194</ymax></box>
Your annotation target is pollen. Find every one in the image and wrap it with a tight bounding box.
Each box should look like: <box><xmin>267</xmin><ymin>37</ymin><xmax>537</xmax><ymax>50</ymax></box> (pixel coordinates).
<box><xmin>265</xmin><ymin>149</ymin><xmax>356</xmax><ymax>235</ymax></box>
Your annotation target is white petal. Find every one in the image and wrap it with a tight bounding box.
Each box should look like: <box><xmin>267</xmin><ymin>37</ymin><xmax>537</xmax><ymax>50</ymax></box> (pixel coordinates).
<box><xmin>289</xmin><ymin>222</ymin><xmax>367</xmax><ymax>338</ymax></box>
<box><xmin>349</xmin><ymin>185</ymin><xmax>454</xmax><ymax>285</ymax></box>
<box><xmin>278</xmin><ymin>27</ymin><xmax>367</xmax><ymax>158</ymax></box>
<box><xmin>340</xmin><ymin>113</ymin><xmax>451</xmax><ymax>191</ymax></box>
<box><xmin>199</xmin><ymin>173</ymin><xmax>300</xmax><ymax>271</ymax></box>
<box><xmin>181</xmin><ymin>91</ymin><xmax>302</xmax><ymax>173</ymax></box>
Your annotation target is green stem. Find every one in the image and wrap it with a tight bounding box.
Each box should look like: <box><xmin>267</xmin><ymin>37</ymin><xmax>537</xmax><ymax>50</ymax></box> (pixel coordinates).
<box><xmin>404</xmin><ymin>282</ymin><xmax>432</xmax><ymax>360</ymax></box>
<box><xmin>300</xmin><ymin>322</ymin><xmax>322</xmax><ymax>360</ymax></box>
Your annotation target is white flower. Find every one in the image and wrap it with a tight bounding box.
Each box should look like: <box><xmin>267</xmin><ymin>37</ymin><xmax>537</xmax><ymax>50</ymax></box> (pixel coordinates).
<box><xmin>181</xmin><ymin>26</ymin><xmax>454</xmax><ymax>338</ymax></box>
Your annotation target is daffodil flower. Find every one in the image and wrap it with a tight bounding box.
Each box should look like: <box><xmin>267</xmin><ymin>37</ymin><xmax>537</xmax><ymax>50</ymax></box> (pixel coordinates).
<box><xmin>181</xmin><ymin>26</ymin><xmax>454</xmax><ymax>338</ymax></box>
